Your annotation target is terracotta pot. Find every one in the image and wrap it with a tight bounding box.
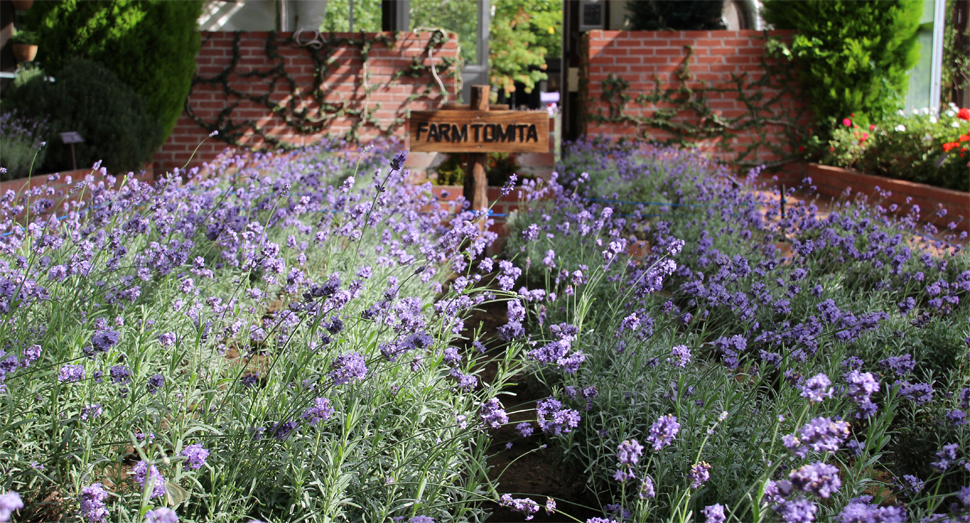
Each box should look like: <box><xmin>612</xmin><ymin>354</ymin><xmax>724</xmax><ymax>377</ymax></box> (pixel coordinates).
<box><xmin>12</xmin><ymin>44</ymin><xmax>38</xmax><ymax>63</ymax></box>
<box><xmin>11</xmin><ymin>0</ymin><xmax>34</xmax><ymax>10</ymax></box>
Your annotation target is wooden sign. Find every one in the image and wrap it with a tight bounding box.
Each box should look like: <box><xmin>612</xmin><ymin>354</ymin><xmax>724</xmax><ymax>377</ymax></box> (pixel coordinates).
<box><xmin>408</xmin><ymin>110</ymin><xmax>549</xmax><ymax>153</ymax></box>
<box><xmin>60</xmin><ymin>131</ymin><xmax>83</xmax><ymax>144</ymax></box>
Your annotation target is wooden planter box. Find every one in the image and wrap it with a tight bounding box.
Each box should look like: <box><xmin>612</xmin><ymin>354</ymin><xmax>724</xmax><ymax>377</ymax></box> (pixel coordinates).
<box><xmin>771</xmin><ymin>162</ymin><xmax>969</xmax><ymax>234</ymax></box>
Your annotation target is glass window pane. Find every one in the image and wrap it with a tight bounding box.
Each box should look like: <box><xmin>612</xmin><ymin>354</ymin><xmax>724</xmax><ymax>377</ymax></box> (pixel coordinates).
<box><xmin>410</xmin><ymin>0</ymin><xmax>479</xmax><ymax>64</ymax></box>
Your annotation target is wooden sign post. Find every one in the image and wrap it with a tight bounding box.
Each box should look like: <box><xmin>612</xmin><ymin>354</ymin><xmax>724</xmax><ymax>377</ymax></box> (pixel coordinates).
<box><xmin>408</xmin><ymin>85</ymin><xmax>549</xmax><ymax>213</ymax></box>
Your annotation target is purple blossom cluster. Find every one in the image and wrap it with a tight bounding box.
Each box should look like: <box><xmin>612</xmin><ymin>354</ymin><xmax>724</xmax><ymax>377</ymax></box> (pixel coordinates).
<box><xmin>132</xmin><ymin>460</ymin><xmax>166</xmax><ymax>499</ymax></box>
<box><xmin>536</xmin><ymin>397</ymin><xmax>580</xmax><ymax>436</ymax></box>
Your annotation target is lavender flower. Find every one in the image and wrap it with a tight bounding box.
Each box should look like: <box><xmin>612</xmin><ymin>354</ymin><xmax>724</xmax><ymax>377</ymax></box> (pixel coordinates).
<box><xmin>329</xmin><ymin>351</ymin><xmax>367</xmax><ymax>385</ymax></box>
<box><xmin>147</xmin><ymin>373</ymin><xmax>164</xmax><ymax>394</ymax></box>
<box><xmin>703</xmin><ymin>504</ymin><xmax>727</xmax><ymax>523</ymax></box>
<box><xmin>772</xmin><ymin>496</ymin><xmax>817</xmax><ymax>523</ymax></box>
<box><xmin>132</xmin><ymin>460</ymin><xmax>167</xmax><ymax>499</ymax></box>
<box><xmin>145</xmin><ymin>507</ymin><xmax>179</xmax><ymax>523</ymax></box>
<box><xmin>639</xmin><ymin>476</ymin><xmax>655</xmax><ymax>499</ymax></box>
<box><xmin>783</xmin><ymin>417</ymin><xmax>851</xmax><ymax>459</ymax></box>
<box><xmin>668</xmin><ymin>345</ymin><xmax>691</xmax><ymax>368</ymax></box>
<box><xmin>789</xmin><ymin>462</ymin><xmax>841</xmax><ymax>498</ymax></box>
<box><xmin>957</xmin><ymin>486</ymin><xmax>969</xmax><ymax>508</ymax></box>
<box><xmin>691</xmin><ymin>461</ymin><xmax>712</xmax><ymax>488</ymax></box>
<box><xmin>844</xmin><ymin>370</ymin><xmax>879</xmax><ymax>405</ymax></box>
<box><xmin>517</xmin><ymin>422</ymin><xmax>534</xmax><ymax>437</ymax></box>
<box><xmin>799</xmin><ymin>373</ymin><xmax>833</xmax><ymax>403</ymax></box>
<box><xmin>879</xmin><ymin>354</ymin><xmax>915</xmax><ymax>377</ymax></box>
<box><xmin>302</xmin><ymin>397</ymin><xmax>335</xmax><ymax>425</ymax></box>
<box><xmin>647</xmin><ymin>414</ymin><xmax>680</xmax><ymax>451</ymax></box>
<box><xmin>181</xmin><ymin>444</ymin><xmax>209</xmax><ymax>469</ymax></box>
<box><xmin>78</xmin><ymin>483</ymin><xmax>108</xmax><ymax>523</ymax></box>
<box><xmin>536</xmin><ymin>397</ymin><xmax>580</xmax><ymax>436</ymax></box>
<box><xmin>89</xmin><ymin>329</ymin><xmax>120</xmax><ymax>355</ymax></box>
<box><xmin>110</xmin><ymin>365</ymin><xmax>132</xmax><ymax>384</ymax></box>
<box><xmin>931</xmin><ymin>443</ymin><xmax>958</xmax><ymax>472</ymax></box>
<box><xmin>81</xmin><ymin>404</ymin><xmax>103</xmax><ymax>421</ymax></box>
<box><xmin>480</xmin><ymin>398</ymin><xmax>509</xmax><ymax>429</ymax></box>
<box><xmin>499</xmin><ymin>494</ymin><xmax>540</xmax><ymax>521</ymax></box>
<box><xmin>0</xmin><ymin>491</ymin><xmax>23</xmax><ymax>523</ymax></box>
<box><xmin>617</xmin><ymin>439</ymin><xmax>644</xmax><ymax>466</ymax></box>
<box><xmin>390</xmin><ymin>150</ymin><xmax>407</xmax><ymax>171</ymax></box>
<box><xmin>59</xmin><ymin>364</ymin><xmax>86</xmax><ymax>383</ymax></box>
<box><xmin>838</xmin><ymin>496</ymin><xmax>907</xmax><ymax>523</ymax></box>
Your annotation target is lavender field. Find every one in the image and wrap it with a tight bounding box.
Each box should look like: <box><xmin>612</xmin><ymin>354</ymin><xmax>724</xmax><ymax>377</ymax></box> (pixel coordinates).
<box><xmin>0</xmin><ymin>139</ymin><xmax>968</xmax><ymax>523</ymax></box>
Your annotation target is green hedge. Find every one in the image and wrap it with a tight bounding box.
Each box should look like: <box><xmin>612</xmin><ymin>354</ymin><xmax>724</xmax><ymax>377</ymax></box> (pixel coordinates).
<box><xmin>762</xmin><ymin>0</ymin><xmax>923</xmax><ymax>134</ymax></box>
<box><xmin>26</xmin><ymin>0</ymin><xmax>203</xmax><ymax>146</ymax></box>
<box><xmin>2</xmin><ymin>59</ymin><xmax>163</xmax><ymax>174</ymax></box>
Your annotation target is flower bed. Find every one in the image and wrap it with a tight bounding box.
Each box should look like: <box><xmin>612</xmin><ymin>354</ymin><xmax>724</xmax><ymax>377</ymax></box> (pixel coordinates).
<box><xmin>498</xmin><ymin>138</ymin><xmax>969</xmax><ymax>523</ymax></box>
<box><xmin>771</xmin><ymin>162</ymin><xmax>970</xmax><ymax>234</ymax></box>
<box><xmin>1</xmin><ymin>136</ymin><xmax>968</xmax><ymax>523</ymax></box>
<box><xmin>807</xmin><ymin>105</ymin><xmax>970</xmax><ymax>193</ymax></box>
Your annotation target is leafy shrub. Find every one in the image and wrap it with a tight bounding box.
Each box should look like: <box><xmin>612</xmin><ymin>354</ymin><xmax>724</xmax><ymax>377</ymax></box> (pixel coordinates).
<box><xmin>626</xmin><ymin>0</ymin><xmax>726</xmax><ymax>31</ymax></box>
<box><xmin>2</xmin><ymin>58</ymin><xmax>163</xmax><ymax>174</ymax></box>
<box><xmin>762</xmin><ymin>0</ymin><xmax>923</xmax><ymax>134</ymax></box>
<box><xmin>809</xmin><ymin>105</ymin><xmax>970</xmax><ymax>191</ymax></box>
<box><xmin>25</xmin><ymin>0</ymin><xmax>203</xmax><ymax>144</ymax></box>
<box><xmin>0</xmin><ymin>110</ymin><xmax>48</xmax><ymax>181</ymax></box>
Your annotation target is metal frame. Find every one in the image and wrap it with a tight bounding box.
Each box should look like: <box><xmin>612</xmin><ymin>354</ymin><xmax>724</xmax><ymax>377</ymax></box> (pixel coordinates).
<box><xmin>460</xmin><ymin>0</ymin><xmax>490</xmax><ymax>103</ymax></box>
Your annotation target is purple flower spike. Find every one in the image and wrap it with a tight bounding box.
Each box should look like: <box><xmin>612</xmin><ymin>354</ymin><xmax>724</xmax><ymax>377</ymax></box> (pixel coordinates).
<box><xmin>181</xmin><ymin>444</ymin><xmax>209</xmax><ymax>470</ymax></box>
<box><xmin>617</xmin><ymin>439</ymin><xmax>644</xmax><ymax>466</ymax></box>
<box><xmin>329</xmin><ymin>351</ymin><xmax>367</xmax><ymax>385</ymax></box>
<box><xmin>78</xmin><ymin>483</ymin><xmax>108</xmax><ymax>523</ymax></box>
<box><xmin>499</xmin><ymin>494</ymin><xmax>540</xmax><ymax>521</ymax></box>
<box><xmin>647</xmin><ymin>414</ymin><xmax>680</xmax><ymax>451</ymax></box>
<box><xmin>145</xmin><ymin>507</ymin><xmax>178</xmax><ymax>523</ymax></box>
<box><xmin>703</xmin><ymin>504</ymin><xmax>727</xmax><ymax>523</ymax></box>
<box><xmin>145</xmin><ymin>507</ymin><xmax>179</xmax><ymax>523</ymax></box>
<box><xmin>691</xmin><ymin>462</ymin><xmax>712</xmax><ymax>488</ymax></box>
<box><xmin>799</xmin><ymin>373</ymin><xmax>833</xmax><ymax>403</ymax></box>
<box><xmin>789</xmin><ymin>462</ymin><xmax>841</xmax><ymax>498</ymax></box>
<box><xmin>132</xmin><ymin>461</ymin><xmax>166</xmax><ymax>499</ymax></box>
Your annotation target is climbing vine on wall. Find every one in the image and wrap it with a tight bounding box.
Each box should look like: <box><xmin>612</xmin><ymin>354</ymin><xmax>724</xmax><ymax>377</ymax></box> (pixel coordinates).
<box><xmin>585</xmin><ymin>35</ymin><xmax>807</xmax><ymax>167</ymax></box>
<box><xmin>185</xmin><ymin>29</ymin><xmax>459</xmax><ymax>150</ymax></box>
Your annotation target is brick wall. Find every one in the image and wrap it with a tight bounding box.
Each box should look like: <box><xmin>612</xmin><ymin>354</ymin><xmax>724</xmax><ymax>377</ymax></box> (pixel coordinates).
<box><xmin>154</xmin><ymin>31</ymin><xmax>460</xmax><ymax>176</ymax></box>
<box><xmin>581</xmin><ymin>30</ymin><xmax>812</xmax><ymax>166</ymax></box>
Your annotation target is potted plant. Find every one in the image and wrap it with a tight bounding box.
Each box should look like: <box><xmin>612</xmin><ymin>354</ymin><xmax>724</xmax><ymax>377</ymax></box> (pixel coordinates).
<box><xmin>11</xmin><ymin>30</ymin><xmax>39</xmax><ymax>63</ymax></box>
<box><xmin>11</xmin><ymin>0</ymin><xmax>34</xmax><ymax>10</ymax></box>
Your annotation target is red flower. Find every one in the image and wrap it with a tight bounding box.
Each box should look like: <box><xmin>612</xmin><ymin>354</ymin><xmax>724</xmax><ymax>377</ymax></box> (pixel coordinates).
<box><xmin>843</xmin><ymin>118</ymin><xmax>852</xmax><ymax>127</ymax></box>
<box><xmin>959</xmin><ymin>108</ymin><xmax>970</xmax><ymax>121</ymax></box>
<box><xmin>869</xmin><ymin>124</ymin><xmax>876</xmax><ymax>131</ymax></box>
<box><xmin>798</xmin><ymin>146</ymin><xmax>805</xmax><ymax>153</ymax></box>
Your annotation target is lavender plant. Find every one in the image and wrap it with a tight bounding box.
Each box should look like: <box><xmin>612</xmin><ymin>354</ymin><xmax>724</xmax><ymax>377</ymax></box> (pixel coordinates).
<box><xmin>0</xmin><ymin>142</ymin><xmax>525</xmax><ymax>522</ymax></box>
<box><xmin>503</xmin><ymin>139</ymin><xmax>970</xmax><ymax>523</ymax></box>
<box><xmin>0</xmin><ymin>110</ymin><xmax>48</xmax><ymax>181</ymax></box>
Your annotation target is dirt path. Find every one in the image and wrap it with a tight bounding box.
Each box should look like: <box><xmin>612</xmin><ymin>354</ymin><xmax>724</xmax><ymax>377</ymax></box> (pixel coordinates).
<box><xmin>461</xmin><ymin>300</ymin><xmax>601</xmax><ymax>522</ymax></box>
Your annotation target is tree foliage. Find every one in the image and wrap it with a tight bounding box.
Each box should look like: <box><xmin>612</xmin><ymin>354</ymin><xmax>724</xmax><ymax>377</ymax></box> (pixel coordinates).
<box><xmin>25</xmin><ymin>0</ymin><xmax>204</xmax><ymax>146</ymax></box>
<box><xmin>321</xmin><ymin>0</ymin><xmax>382</xmax><ymax>33</ymax></box>
<box><xmin>761</xmin><ymin>0</ymin><xmax>923</xmax><ymax>131</ymax></box>
<box><xmin>626</xmin><ymin>1</ymin><xmax>725</xmax><ymax>31</ymax></box>
<box><xmin>490</xmin><ymin>0</ymin><xmax>562</xmax><ymax>95</ymax></box>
